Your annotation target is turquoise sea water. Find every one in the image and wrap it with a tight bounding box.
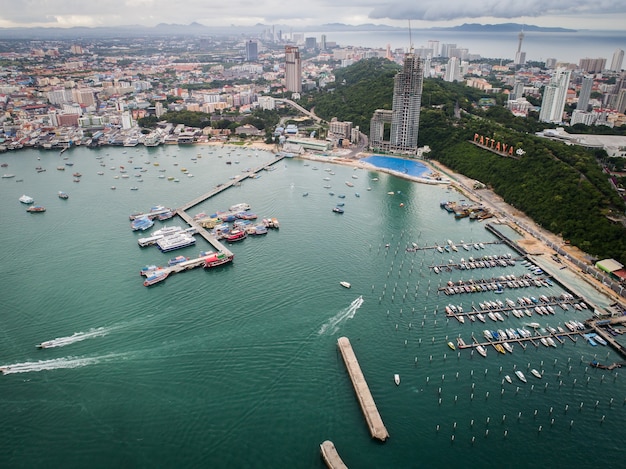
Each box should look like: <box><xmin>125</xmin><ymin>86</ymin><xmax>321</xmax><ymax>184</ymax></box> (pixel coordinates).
<box><xmin>360</xmin><ymin>156</ymin><xmax>430</xmax><ymax>178</ymax></box>
<box><xmin>1</xmin><ymin>145</ymin><xmax>625</xmax><ymax>468</ymax></box>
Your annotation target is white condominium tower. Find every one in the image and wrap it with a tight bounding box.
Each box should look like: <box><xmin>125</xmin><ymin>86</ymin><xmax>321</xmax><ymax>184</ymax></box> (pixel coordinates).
<box><xmin>539</xmin><ymin>68</ymin><xmax>571</xmax><ymax>123</ymax></box>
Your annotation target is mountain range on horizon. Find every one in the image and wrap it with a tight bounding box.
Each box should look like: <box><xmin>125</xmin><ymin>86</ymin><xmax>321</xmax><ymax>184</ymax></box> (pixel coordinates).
<box><xmin>0</xmin><ymin>21</ymin><xmax>585</xmax><ymax>40</ymax></box>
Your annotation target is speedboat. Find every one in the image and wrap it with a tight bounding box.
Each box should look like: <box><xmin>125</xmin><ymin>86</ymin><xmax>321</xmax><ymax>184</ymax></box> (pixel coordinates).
<box><xmin>530</xmin><ymin>369</ymin><xmax>542</xmax><ymax>379</ymax></box>
<box><xmin>340</xmin><ymin>281</ymin><xmax>351</xmax><ymax>289</ymax></box>
<box><xmin>475</xmin><ymin>345</ymin><xmax>487</xmax><ymax>357</ymax></box>
<box><xmin>447</xmin><ymin>341</ymin><xmax>456</xmax><ymax>350</ymax></box>
<box><xmin>515</xmin><ymin>370</ymin><xmax>527</xmax><ymax>383</ymax></box>
<box><xmin>394</xmin><ymin>374</ymin><xmax>400</xmax><ymax>386</ymax></box>
<box><xmin>36</xmin><ymin>341</ymin><xmax>54</xmax><ymax>349</ymax></box>
<box><xmin>502</xmin><ymin>342</ymin><xmax>514</xmax><ymax>353</ymax></box>
<box><xmin>19</xmin><ymin>194</ymin><xmax>34</xmax><ymax>204</ymax></box>
<box><xmin>504</xmin><ymin>375</ymin><xmax>512</xmax><ymax>384</ymax></box>
<box><xmin>332</xmin><ymin>207</ymin><xmax>344</xmax><ymax>214</ymax></box>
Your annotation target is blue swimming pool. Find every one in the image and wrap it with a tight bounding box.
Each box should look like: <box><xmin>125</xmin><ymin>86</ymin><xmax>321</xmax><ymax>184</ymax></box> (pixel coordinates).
<box><xmin>360</xmin><ymin>155</ymin><xmax>430</xmax><ymax>178</ymax></box>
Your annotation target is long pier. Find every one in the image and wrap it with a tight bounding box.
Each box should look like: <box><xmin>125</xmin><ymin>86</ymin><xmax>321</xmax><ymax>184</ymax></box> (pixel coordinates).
<box><xmin>178</xmin><ymin>154</ymin><xmax>285</xmax><ymax>212</ymax></box>
<box><xmin>587</xmin><ymin>316</ymin><xmax>626</xmax><ymax>359</ymax></box>
<box><xmin>457</xmin><ymin>329</ymin><xmax>587</xmax><ymax>352</ymax></box>
<box><xmin>337</xmin><ymin>337</ymin><xmax>389</xmax><ymax>441</ymax></box>
<box><xmin>320</xmin><ymin>441</ymin><xmax>348</xmax><ymax>469</ymax></box>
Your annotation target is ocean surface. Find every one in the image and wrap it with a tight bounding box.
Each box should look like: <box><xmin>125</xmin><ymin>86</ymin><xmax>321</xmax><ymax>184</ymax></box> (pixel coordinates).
<box><xmin>311</xmin><ymin>29</ymin><xmax>626</xmax><ymax>64</ymax></box>
<box><xmin>1</xmin><ymin>145</ymin><xmax>625</xmax><ymax>468</ymax></box>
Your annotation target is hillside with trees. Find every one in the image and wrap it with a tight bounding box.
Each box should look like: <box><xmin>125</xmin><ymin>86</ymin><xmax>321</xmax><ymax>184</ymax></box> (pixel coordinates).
<box><xmin>306</xmin><ymin>58</ymin><xmax>626</xmax><ymax>264</ymax></box>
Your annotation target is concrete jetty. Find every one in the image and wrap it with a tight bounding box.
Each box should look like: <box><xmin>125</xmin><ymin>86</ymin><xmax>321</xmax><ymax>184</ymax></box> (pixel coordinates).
<box><xmin>320</xmin><ymin>440</ymin><xmax>348</xmax><ymax>469</ymax></box>
<box><xmin>176</xmin><ymin>210</ymin><xmax>232</xmax><ymax>256</ymax></box>
<box><xmin>337</xmin><ymin>337</ymin><xmax>389</xmax><ymax>441</ymax></box>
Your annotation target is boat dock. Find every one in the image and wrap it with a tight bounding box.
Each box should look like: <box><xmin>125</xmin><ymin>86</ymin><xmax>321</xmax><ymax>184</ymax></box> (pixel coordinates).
<box><xmin>458</xmin><ymin>329</ymin><xmax>589</xmax><ymax>352</ymax></box>
<box><xmin>176</xmin><ymin>210</ymin><xmax>232</xmax><ymax>256</ymax></box>
<box><xmin>129</xmin><ymin>207</ymin><xmax>173</xmax><ymax>221</ymax></box>
<box><xmin>587</xmin><ymin>316</ymin><xmax>626</xmax><ymax>359</ymax></box>
<box><xmin>337</xmin><ymin>337</ymin><xmax>389</xmax><ymax>441</ymax></box>
<box><xmin>320</xmin><ymin>441</ymin><xmax>348</xmax><ymax>469</ymax></box>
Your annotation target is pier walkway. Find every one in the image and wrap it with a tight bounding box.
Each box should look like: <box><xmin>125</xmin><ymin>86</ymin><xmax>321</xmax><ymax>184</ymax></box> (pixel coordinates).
<box><xmin>458</xmin><ymin>329</ymin><xmax>588</xmax><ymax>353</ymax></box>
<box><xmin>177</xmin><ymin>154</ymin><xmax>285</xmax><ymax>212</ymax></box>
<box><xmin>337</xmin><ymin>337</ymin><xmax>389</xmax><ymax>441</ymax></box>
<box><xmin>587</xmin><ymin>316</ymin><xmax>626</xmax><ymax>359</ymax></box>
<box><xmin>176</xmin><ymin>210</ymin><xmax>232</xmax><ymax>257</ymax></box>
<box><xmin>320</xmin><ymin>441</ymin><xmax>348</xmax><ymax>469</ymax></box>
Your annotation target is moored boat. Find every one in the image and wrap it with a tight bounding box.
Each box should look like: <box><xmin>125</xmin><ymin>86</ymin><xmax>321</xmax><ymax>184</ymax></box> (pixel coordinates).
<box><xmin>340</xmin><ymin>281</ymin><xmax>351</xmax><ymax>289</ymax></box>
<box><xmin>167</xmin><ymin>255</ymin><xmax>189</xmax><ymax>266</ymax></box>
<box><xmin>515</xmin><ymin>370</ymin><xmax>527</xmax><ymax>383</ymax></box>
<box><xmin>26</xmin><ymin>205</ymin><xmax>46</xmax><ymax>213</ymax></box>
<box><xmin>447</xmin><ymin>341</ymin><xmax>456</xmax><ymax>350</ymax></box>
<box><xmin>19</xmin><ymin>194</ymin><xmax>34</xmax><ymax>204</ymax></box>
<box><xmin>475</xmin><ymin>345</ymin><xmax>487</xmax><ymax>357</ymax></box>
<box><xmin>504</xmin><ymin>375</ymin><xmax>512</xmax><ymax>384</ymax></box>
<box><xmin>203</xmin><ymin>251</ymin><xmax>234</xmax><ymax>268</ymax></box>
<box><xmin>530</xmin><ymin>369</ymin><xmax>542</xmax><ymax>379</ymax></box>
<box><xmin>143</xmin><ymin>269</ymin><xmax>169</xmax><ymax>287</ymax></box>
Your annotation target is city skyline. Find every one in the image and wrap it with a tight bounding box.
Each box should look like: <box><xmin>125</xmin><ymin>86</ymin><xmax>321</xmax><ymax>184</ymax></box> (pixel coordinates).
<box><xmin>0</xmin><ymin>0</ymin><xmax>625</xmax><ymax>30</ymax></box>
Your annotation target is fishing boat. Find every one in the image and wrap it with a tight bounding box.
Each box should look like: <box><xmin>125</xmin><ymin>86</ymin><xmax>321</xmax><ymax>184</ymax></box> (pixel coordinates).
<box><xmin>447</xmin><ymin>341</ymin><xmax>456</xmax><ymax>350</ymax></box>
<box><xmin>19</xmin><ymin>194</ymin><xmax>34</xmax><ymax>204</ymax></box>
<box><xmin>515</xmin><ymin>370</ymin><xmax>527</xmax><ymax>383</ymax></box>
<box><xmin>225</xmin><ymin>229</ymin><xmax>247</xmax><ymax>242</ymax></box>
<box><xmin>530</xmin><ymin>369</ymin><xmax>542</xmax><ymax>379</ymax></box>
<box><xmin>340</xmin><ymin>281</ymin><xmax>351</xmax><ymax>289</ymax></box>
<box><xmin>394</xmin><ymin>374</ymin><xmax>400</xmax><ymax>386</ymax></box>
<box><xmin>26</xmin><ymin>205</ymin><xmax>46</xmax><ymax>213</ymax></box>
<box><xmin>332</xmin><ymin>207</ymin><xmax>344</xmax><ymax>214</ymax></box>
<box><xmin>57</xmin><ymin>191</ymin><xmax>69</xmax><ymax>199</ymax></box>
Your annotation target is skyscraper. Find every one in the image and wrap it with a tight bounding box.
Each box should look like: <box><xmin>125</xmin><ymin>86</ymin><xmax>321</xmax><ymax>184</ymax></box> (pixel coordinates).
<box><xmin>514</xmin><ymin>30</ymin><xmax>526</xmax><ymax>65</ymax></box>
<box><xmin>576</xmin><ymin>75</ymin><xmax>593</xmax><ymax>111</ymax></box>
<box><xmin>610</xmin><ymin>48</ymin><xmax>624</xmax><ymax>72</ymax></box>
<box><xmin>390</xmin><ymin>53</ymin><xmax>425</xmax><ymax>154</ymax></box>
<box><xmin>245</xmin><ymin>40</ymin><xmax>258</xmax><ymax>62</ymax></box>
<box><xmin>284</xmin><ymin>46</ymin><xmax>302</xmax><ymax>93</ymax></box>
<box><xmin>539</xmin><ymin>68</ymin><xmax>571</xmax><ymax>123</ymax></box>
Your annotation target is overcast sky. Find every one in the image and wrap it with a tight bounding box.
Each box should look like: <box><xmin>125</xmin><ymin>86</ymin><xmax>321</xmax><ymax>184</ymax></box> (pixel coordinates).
<box><xmin>0</xmin><ymin>0</ymin><xmax>624</xmax><ymax>30</ymax></box>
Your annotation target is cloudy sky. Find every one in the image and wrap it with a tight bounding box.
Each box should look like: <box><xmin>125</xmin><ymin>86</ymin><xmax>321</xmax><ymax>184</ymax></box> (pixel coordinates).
<box><xmin>0</xmin><ymin>0</ymin><xmax>624</xmax><ymax>30</ymax></box>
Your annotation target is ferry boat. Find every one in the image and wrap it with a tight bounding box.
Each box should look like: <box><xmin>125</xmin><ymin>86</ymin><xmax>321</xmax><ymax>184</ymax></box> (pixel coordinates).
<box><xmin>203</xmin><ymin>251</ymin><xmax>234</xmax><ymax>268</ymax></box>
<box><xmin>26</xmin><ymin>205</ymin><xmax>46</xmax><ymax>213</ymax></box>
<box><xmin>143</xmin><ymin>269</ymin><xmax>169</xmax><ymax>287</ymax></box>
<box><xmin>515</xmin><ymin>370</ymin><xmax>527</xmax><ymax>383</ymax></box>
<box><xmin>19</xmin><ymin>194</ymin><xmax>34</xmax><ymax>204</ymax></box>
<box><xmin>57</xmin><ymin>191</ymin><xmax>69</xmax><ymax>199</ymax></box>
<box><xmin>131</xmin><ymin>217</ymin><xmax>154</xmax><ymax>231</ymax></box>
<box><xmin>167</xmin><ymin>255</ymin><xmax>189</xmax><ymax>266</ymax></box>
<box><xmin>157</xmin><ymin>233</ymin><xmax>196</xmax><ymax>252</ymax></box>
<box><xmin>229</xmin><ymin>203</ymin><xmax>250</xmax><ymax>212</ymax></box>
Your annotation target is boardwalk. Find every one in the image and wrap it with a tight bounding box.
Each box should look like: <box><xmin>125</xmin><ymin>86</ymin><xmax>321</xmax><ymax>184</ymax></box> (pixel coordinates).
<box><xmin>320</xmin><ymin>441</ymin><xmax>348</xmax><ymax>469</ymax></box>
<box><xmin>337</xmin><ymin>337</ymin><xmax>389</xmax><ymax>441</ymax></box>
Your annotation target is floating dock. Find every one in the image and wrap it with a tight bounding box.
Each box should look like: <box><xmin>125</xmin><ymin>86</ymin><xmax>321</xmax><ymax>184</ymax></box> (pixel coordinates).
<box><xmin>320</xmin><ymin>440</ymin><xmax>348</xmax><ymax>469</ymax></box>
<box><xmin>337</xmin><ymin>337</ymin><xmax>389</xmax><ymax>441</ymax></box>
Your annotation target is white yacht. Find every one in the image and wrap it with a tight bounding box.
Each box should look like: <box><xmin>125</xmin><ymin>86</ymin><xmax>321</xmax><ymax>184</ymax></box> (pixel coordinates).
<box><xmin>19</xmin><ymin>194</ymin><xmax>34</xmax><ymax>204</ymax></box>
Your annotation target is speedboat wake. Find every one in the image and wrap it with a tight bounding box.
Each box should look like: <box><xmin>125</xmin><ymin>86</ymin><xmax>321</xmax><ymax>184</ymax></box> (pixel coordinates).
<box><xmin>319</xmin><ymin>296</ymin><xmax>364</xmax><ymax>335</ymax></box>
<box><xmin>1</xmin><ymin>353</ymin><xmax>123</xmax><ymax>375</ymax></box>
<box><xmin>36</xmin><ymin>327</ymin><xmax>113</xmax><ymax>349</ymax></box>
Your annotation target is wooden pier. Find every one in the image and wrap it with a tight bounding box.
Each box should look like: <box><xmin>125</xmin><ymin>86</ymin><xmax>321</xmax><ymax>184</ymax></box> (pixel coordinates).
<box><xmin>337</xmin><ymin>337</ymin><xmax>389</xmax><ymax>441</ymax></box>
<box><xmin>320</xmin><ymin>440</ymin><xmax>348</xmax><ymax>469</ymax></box>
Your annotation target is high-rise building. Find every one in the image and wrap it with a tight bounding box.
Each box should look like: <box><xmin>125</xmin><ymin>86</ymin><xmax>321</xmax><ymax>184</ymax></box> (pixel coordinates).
<box><xmin>284</xmin><ymin>46</ymin><xmax>302</xmax><ymax>93</ymax></box>
<box><xmin>576</xmin><ymin>75</ymin><xmax>593</xmax><ymax>111</ymax></box>
<box><xmin>440</xmin><ymin>43</ymin><xmax>456</xmax><ymax>58</ymax></box>
<box><xmin>514</xmin><ymin>30</ymin><xmax>526</xmax><ymax>65</ymax></box>
<box><xmin>539</xmin><ymin>68</ymin><xmax>571</xmax><ymax>123</ymax></box>
<box><xmin>320</xmin><ymin>35</ymin><xmax>327</xmax><ymax>51</ymax></box>
<box><xmin>391</xmin><ymin>54</ymin><xmax>424</xmax><ymax>153</ymax></box>
<box><xmin>579</xmin><ymin>57</ymin><xmax>606</xmax><ymax>73</ymax></box>
<box><xmin>545</xmin><ymin>58</ymin><xmax>557</xmax><ymax>69</ymax></box>
<box><xmin>610</xmin><ymin>48</ymin><xmax>624</xmax><ymax>72</ymax></box>
<box><xmin>444</xmin><ymin>57</ymin><xmax>461</xmax><ymax>82</ymax></box>
<box><xmin>245</xmin><ymin>41</ymin><xmax>258</xmax><ymax>62</ymax></box>
<box><xmin>427</xmin><ymin>40</ymin><xmax>440</xmax><ymax>57</ymax></box>
<box><xmin>305</xmin><ymin>37</ymin><xmax>317</xmax><ymax>50</ymax></box>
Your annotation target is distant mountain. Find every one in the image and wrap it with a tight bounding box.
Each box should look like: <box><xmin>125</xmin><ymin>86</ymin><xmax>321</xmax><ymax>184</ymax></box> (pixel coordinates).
<box><xmin>0</xmin><ymin>21</ymin><xmax>577</xmax><ymax>40</ymax></box>
<box><xmin>430</xmin><ymin>23</ymin><xmax>576</xmax><ymax>33</ymax></box>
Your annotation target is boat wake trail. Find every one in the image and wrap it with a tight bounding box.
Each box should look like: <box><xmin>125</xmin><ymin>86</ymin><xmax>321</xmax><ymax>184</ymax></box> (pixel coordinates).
<box><xmin>318</xmin><ymin>296</ymin><xmax>364</xmax><ymax>335</ymax></box>
<box><xmin>37</xmin><ymin>327</ymin><xmax>114</xmax><ymax>349</ymax></box>
<box><xmin>0</xmin><ymin>353</ymin><xmax>123</xmax><ymax>375</ymax></box>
